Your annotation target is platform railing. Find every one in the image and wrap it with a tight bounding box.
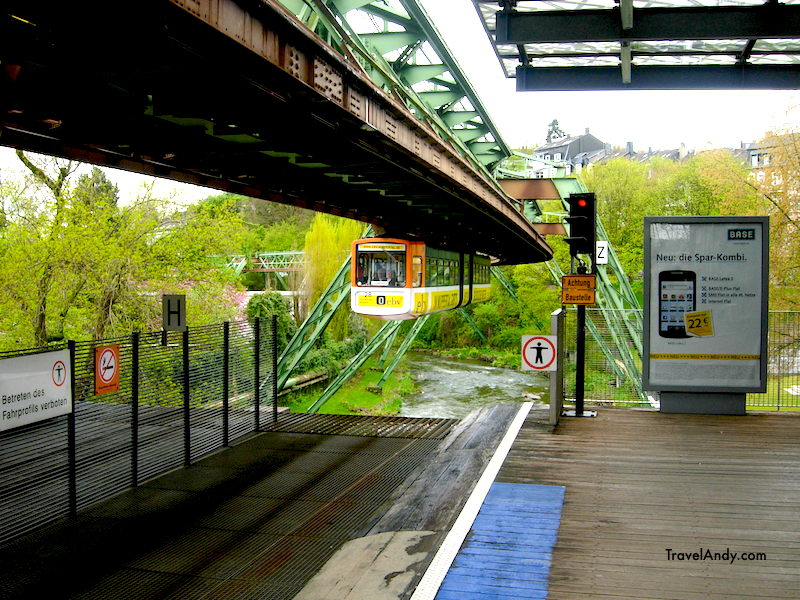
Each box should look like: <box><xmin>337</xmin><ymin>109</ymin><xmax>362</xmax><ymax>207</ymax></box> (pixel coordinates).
<box><xmin>0</xmin><ymin>318</ymin><xmax>277</xmax><ymax>546</ymax></box>
<box><xmin>560</xmin><ymin>309</ymin><xmax>800</xmax><ymax>410</ymax></box>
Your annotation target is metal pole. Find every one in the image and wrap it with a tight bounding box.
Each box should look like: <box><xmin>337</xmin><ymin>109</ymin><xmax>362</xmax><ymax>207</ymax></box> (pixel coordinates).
<box><xmin>131</xmin><ymin>332</ymin><xmax>139</xmax><ymax>486</ymax></box>
<box><xmin>67</xmin><ymin>340</ymin><xmax>77</xmax><ymax>517</ymax></box>
<box><xmin>223</xmin><ymin>322</ymin><xmax>230</xmax><ymax>446</ymax></box>
<box><xmin>272</xmin><ymin>314</ymin><xmax>278</xmax><ymax>423</ymax></box>
<box><xmin>254</xmin><ymin>317</ymin><xmax>261</xmax><ymax>432</ymax></box>
<box><xmin>576</xmin><ymin>305</ymin><xmax>586</xmax><ymax>417</ymax></box>
<box><xmin>183</xmin><ymin>329</ymin><xmax>191</xmax><ymax>467</ymax></box>
<box><xmin>549</xmin><ymin>308</ymin><xmax>565</xmax><ymax>426</ymax></box>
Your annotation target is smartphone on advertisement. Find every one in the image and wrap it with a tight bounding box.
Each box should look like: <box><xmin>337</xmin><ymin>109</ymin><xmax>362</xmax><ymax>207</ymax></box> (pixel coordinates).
<box><xmin>658</xmin><ymin>270</ymin><xmax>696</xmax><ymax>338</ymax></box>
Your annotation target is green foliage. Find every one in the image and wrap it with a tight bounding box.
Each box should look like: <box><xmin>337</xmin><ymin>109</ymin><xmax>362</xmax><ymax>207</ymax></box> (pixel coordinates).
<box><xmin>246</xmin><ymin>291</ymin><xmax>296</xmax><ymax>350</ymax></box>
<box><xmin>285</xmin><ymin>357</ymin><xmax>413</xmax><ymax>416</ymax></box>
<box><xmin>302</xmin><ymin>213</ymin><xmax>364</xmax><ymax>340</ymax></box>
<box><xmin>295</xmin><ymin>336</ymin><xmax>366</xmax><ymax>379</ymax></box>
<box><xmin>0</xmin><ymin>154</ymin><xmax>244</xmax><ymax>350</ymax></box>
<box><xmin>578</xmin><ymin>150</ymin><xmax>762</xmax><ymax>281</ymax></box>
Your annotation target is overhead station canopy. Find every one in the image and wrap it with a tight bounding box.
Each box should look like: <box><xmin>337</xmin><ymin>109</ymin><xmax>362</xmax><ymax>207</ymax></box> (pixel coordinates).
<box><xmin>471</xmin><ymin>0</ymin><xmax>800</xmax><ymax>90</ymax></box>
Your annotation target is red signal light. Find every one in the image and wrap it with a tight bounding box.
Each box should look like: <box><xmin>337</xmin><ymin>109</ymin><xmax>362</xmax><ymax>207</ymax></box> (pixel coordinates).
<box><xmin>577</xmin><ymin>198</ymin><xmax>587</xmax><ymax>207</ymax></box>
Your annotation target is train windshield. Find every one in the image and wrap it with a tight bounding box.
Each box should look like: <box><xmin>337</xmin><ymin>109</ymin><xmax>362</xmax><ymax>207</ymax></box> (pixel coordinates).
<box><xmin>355</xmin><ymin>242</ymin><xmax>406</xmax><ymax>287</ymax></box>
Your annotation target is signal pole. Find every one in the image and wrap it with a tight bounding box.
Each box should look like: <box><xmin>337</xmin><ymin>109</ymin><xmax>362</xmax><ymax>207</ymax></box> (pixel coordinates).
<box><xmin>564</xmin><ymin>194</ymin><xmax>596</xmax><ymax>417</ymax></box>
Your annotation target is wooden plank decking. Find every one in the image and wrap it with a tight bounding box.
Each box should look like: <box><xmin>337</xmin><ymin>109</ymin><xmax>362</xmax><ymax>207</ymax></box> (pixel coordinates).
<box><xmin>497</xmin><ymin>407</ymin><xmax>800</xmax><ymax>600</ymax></box>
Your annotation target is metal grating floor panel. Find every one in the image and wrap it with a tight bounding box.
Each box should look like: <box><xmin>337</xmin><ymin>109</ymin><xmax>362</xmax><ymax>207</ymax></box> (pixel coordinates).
<box><xmin>260</xmin><ymin>412</ymin><xmax>457</xmax><ymax>439</ymax></box>
<box><xmin>0</xmin><ymin>413</ymin><xmax>457</xmax><ymax>600</ymax></box>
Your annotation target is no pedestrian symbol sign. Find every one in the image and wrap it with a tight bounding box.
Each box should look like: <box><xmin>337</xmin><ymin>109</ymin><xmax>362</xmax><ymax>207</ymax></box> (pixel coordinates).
<box><xmin>95</xmin><ymin>345</ymin><xmax>120</xmax><ymax>395</ymax></box>
<box><xmin>521</xmin><ymin>335</ymin><xmax>557</xmax><ymax>372</ymax></box>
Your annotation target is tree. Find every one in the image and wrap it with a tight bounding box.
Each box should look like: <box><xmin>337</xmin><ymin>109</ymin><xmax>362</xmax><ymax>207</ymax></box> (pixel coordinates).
<box><xmin>0</xmin><ymin>153</ymin><xmax>246</xmax><ymax>350</ymax></box>
<box><xmin>246</xmin><ymin>291</ymin><xmax>296</xmax><ymax>351</ymax></box>
<box><xmin>546</xmin><ymin>119</ymin><xmax>566</xmax><ymax>143</ymax></box>
<box><xmin>302</xmin><ymin>213</ymin><xmax>364</xmax><ymax>340</ymax></box>
<box><xmin>751</xmin><ymin>131</ymin><xmax>800</xmax><ymax>309</ymax></box>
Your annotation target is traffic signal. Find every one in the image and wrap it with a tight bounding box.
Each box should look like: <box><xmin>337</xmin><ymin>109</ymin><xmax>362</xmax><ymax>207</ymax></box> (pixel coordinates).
<box><xmin>564</xmin><ymin>193</ymin><xmax>596</xmax><ymax>258</ymax></box>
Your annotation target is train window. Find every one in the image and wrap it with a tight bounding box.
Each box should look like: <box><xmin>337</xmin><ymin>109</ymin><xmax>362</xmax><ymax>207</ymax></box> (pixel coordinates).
<box><xmin>356</xmin><ymin>244</ymin><xmax>406</xmax><ymax>287</ymax></box>
<box><xmin>412</xmin><ymin>256</ymin><xmax>422</xmax><ymax>288</ymax></box>
<box><xmin>463</xmin><ymin>260</ymin><xmax>470</xmax><ymax>285</ymax></box>
<box><xmin>443</xmin><ymin>260</ymin><xmax>451</xmax><ymax>286</ymax></box>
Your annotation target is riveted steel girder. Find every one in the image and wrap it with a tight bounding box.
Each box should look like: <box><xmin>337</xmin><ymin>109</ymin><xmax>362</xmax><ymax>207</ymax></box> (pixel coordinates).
<box><xmin>495</xmin><ymin>5</ymin><xmax>800</xmax><ymax>45</ymax></box>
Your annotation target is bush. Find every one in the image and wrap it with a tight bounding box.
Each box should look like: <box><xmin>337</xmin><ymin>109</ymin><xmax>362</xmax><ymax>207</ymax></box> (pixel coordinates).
<box><xmin>246</xmin><ymin>292</ymin><xmax>296</xmax><ymax>351</ymax></box>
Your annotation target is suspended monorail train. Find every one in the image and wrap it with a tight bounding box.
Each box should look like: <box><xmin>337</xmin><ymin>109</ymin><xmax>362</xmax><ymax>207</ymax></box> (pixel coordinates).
<box><xmin>350</xmin><ymin>237</ymin><xmax>491</xmax><ymax>320</ymax></box>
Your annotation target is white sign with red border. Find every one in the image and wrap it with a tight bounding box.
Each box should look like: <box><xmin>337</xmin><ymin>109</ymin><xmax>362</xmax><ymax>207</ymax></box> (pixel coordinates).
<box><xmin>521</xmin><ymin>335</ymin><xmax>558</xmax><ymax>372</ymax></box>
<box><xmin>0</xmin><ymin>349</ymin><xmax>72</xmax><ymax>431</ymax></box>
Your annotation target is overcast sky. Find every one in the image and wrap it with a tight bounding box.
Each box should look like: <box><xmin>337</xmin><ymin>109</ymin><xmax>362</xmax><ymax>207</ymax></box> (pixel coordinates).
<box><xmin>419</xmin><ymin>0</ymin><xmax>800</xmax><ymax>152</ymax></box>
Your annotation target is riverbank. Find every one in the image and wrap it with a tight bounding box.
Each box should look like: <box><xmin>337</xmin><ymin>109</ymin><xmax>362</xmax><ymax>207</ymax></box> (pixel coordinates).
<box><xmin>412</xmin><ymin>346</ymin><xmax>520</xmax><ymax>369</ymax></box>
<box><xmin>281</xmin><ymin>349</ymin><xmax>549</xmax><ymax>419</ymax></box>
<box><xmin>282</xmin><ymin>357</ymin><xmax>415</xmax><ymax>416</ymax></box>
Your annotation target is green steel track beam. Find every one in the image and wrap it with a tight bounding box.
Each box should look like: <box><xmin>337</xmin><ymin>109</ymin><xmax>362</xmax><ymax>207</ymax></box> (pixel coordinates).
<box><xmin>277</xmin><ymin>0</ymin><xmax>511</xmax><ymax>172</ymax></box>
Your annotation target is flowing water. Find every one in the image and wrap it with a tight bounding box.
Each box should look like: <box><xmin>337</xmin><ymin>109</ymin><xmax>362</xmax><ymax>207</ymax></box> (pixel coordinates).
<box><xmin>400</xmin><ymin>351</ymin><xmax>550</xmax><ymax>419</ymax></box>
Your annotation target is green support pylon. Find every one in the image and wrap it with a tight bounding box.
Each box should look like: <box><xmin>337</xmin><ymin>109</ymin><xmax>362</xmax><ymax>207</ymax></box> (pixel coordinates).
<box><xmin>376</xmin><ymin>323</ymin><xmax>402</xmax><ymax>369</ymax></box>
<box><xmin>275</xmin><ymin>226</ymin><xmax>372</xmax><ymax>392</ymax></box>
<box><xmin>376</xmin><ymin>314</ymin><xmax>430</xmax><ymax>388</ymax></box>
<box><xmin>547</xmin><ymin>178</ymin><xmax>646</xmax><ymax>401</ymax></box>
<box><xmin>308</xmin><ymin>320</ymin><xmax>403</xmax><ymax>413</ymax></box>
<box><xmin>491</xmin><ymin>266</ymin><xmax>545</xmax><ymax>330</ymax></box>
<box><xmin>457</xmin><ymin>307</ymin><xmax>487</xmax><ymax>344</ymax></box>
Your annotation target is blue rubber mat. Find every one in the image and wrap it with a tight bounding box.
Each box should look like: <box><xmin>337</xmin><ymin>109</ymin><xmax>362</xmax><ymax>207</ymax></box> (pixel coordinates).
<box><xmin>435</xmin><ymin>482</ymin><xmax>565</xmax><ymax>600</ymax></box>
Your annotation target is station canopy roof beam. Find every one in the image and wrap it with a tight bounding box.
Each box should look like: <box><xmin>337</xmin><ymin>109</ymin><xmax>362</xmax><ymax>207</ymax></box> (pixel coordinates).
<box><xmin>472</xmin><ymin>0</ymin><xmax>800</xmax><ymax>91</ymax></box>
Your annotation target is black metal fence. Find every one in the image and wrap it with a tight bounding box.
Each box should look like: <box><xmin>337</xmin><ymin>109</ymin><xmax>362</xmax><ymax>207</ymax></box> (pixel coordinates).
<box><xmin>563</xmin><ymin>309</ymin><xmax>800</xmax><ymax>409</ymax></box>
<box><xmin>0</xmin><ymin>318</ymin><xmax>277</xmax><ymax>546</ymax></box>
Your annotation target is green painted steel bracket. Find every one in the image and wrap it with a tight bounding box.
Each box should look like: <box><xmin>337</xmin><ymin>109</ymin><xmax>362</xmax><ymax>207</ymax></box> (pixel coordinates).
<box><xmin>491</xmin><ymin>266</ymin><xmax>545</xmax><ymax>330</ymax></box>
<box><xmin>376</xmin><ymin>322</ymin><xmax>402</xmax><ymax>369</ymax></box>
<box><xmin>457</xmin><ymin>307</ymin><xmax>487</xmax><ymax>344</ymax></box>
<box><xmin>377</xmin><ymin>314</ymin><xmax>430</xmax><ymax>388</ymax></box>
<box><xmin>308</xmin><ymin>320</ymin><xmax>402</xmax><ymax>413</ymax></box>
<box><xmin>275</xmin><ymin>225</ymin><xmax>372</xmax><ymax>392</ymax></box>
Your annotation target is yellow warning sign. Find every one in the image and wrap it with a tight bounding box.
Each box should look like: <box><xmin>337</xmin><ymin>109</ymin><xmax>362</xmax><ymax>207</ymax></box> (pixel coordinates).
<box><xmin>561</xmin><ymin>274</ymin><xmax>596</xmax><ymax>290</ymax></box>
<box><xmin>561</xmin><ymin>289</ymin><xmax>596</xmax><ymax>305</ymax></box>
<box><xmin>684</xmin><ymin>310</ymin><xmax>714</xmax><ymax>337</ymax></box>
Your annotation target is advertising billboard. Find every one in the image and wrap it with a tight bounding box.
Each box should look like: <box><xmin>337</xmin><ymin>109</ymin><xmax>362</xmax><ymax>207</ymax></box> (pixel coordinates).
<box><xmin>643</xmin><ymin>217</ymin><xmax>768</xmax><ymax>393</ymax></box>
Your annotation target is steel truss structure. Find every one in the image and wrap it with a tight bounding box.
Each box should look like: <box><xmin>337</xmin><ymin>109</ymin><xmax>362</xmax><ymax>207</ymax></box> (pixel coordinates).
<box><xmin>472</xmin><ymin>0</ymin><xmax>800</xmax><ymax>91</ymax></box>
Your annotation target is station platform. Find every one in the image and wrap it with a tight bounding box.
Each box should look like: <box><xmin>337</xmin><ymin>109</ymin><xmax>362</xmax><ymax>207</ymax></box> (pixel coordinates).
<box><xmin>0</xmin><ymin>405</ymin><xmax>798</xmax><ymax>599</ymax></box>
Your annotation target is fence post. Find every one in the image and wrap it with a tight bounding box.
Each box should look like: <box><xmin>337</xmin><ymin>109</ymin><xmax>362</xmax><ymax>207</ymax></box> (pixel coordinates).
<box><xmin>223</xmin><ymin>322</ymin><xmax>230</xmax><ymax>446</ymax></box>
<box><xmin>550</xmin><ymin>309</ymin><xmax>566</xmax><ymax>426</ymax></box>
<box><xmin>272</xmin><ymin>314</ymin><xmax>278</xmax><ymax>423</ymax></box>
<box><xmin>254</xmin><ymin>317</ymin><xmax>261</xmax><ymax>432</ymax></box>
<box><xmin>131</xmin><ymin>332</ymin><xmax>139</xmax><ymax>486</ymax></box>
<box><xmin>183</xmin><ymin>329</ymin><xmax>191</xmax><ymax>467</ymax></box>
<box><xmin>67</xmin><ymin>340</ymin><xmax>77</xmax><ymax>517</ymax></box>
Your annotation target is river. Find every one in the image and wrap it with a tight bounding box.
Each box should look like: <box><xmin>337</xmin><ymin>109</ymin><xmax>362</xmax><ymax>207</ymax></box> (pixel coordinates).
<box><xmin>400</xmin><ymin>351</ymin><xmax>550</xmax><ymax>419</ymax></box>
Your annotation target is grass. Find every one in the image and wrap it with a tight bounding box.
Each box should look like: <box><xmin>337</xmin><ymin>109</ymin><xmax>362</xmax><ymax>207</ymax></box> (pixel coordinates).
<box><xmin>747</xmin><ymin>375</ymin><xmax>800</xmax><ymax>411</ymax></box>
<box><xmin>283</xmin><ymin>357</ymin><xmax>417</xmax><ymax>416</ymax></box>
